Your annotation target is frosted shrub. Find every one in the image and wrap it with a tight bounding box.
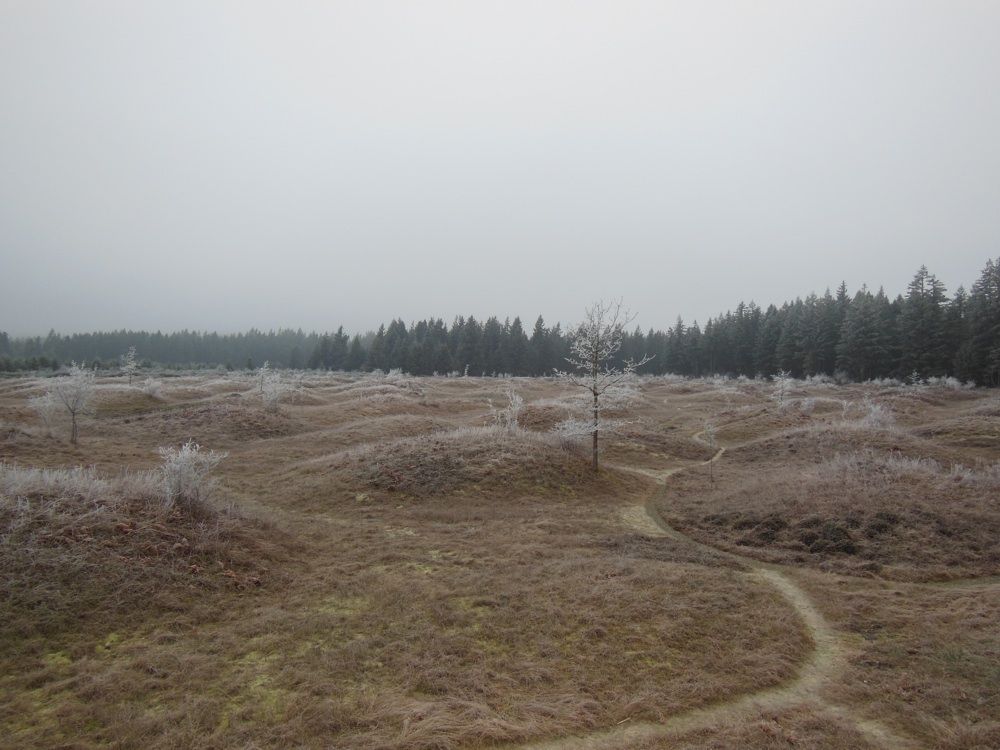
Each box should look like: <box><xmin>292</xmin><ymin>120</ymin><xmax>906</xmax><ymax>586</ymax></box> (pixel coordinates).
<box><xmin>925</xmin><ymin>376</ymin><xmax>969</xmax><ymax>390</ymax></box>
<box><xmin>805</xmin><ymin>373</ymin><xmax>834</xmax><ymax>386</ymax></box>
<box><xmin>157</xmin><ymin>440</ymin><xmax>227</xmax><ymax>512</ymax></box>
<box><xmin>868</xmin><ymin>377</ymin><xmax>903</xmax><ymax>387</ymax></box>
<box><xmin>859</xmin><ymin>394</ymin><xmax>895</xmax><ymax>429</ymax></box>
<box><xmin>489</xmin><ymin>385</ymin><xmax>524</xmax><ymax>432</ymax></box>
<box><xmin>260</xmin><ymin>368</ymin><xmax>298</xmax><ymax>411</ymax></box>
<box><xmin>140</xmin><ymin>377</ymin><xmax>164</xmax><ymax>398</ymax></box>
<box><xmin>771</xmin><ymin>370</ymin><xmax>793</xmax><ymax>410</ymax></box>
<box><xmin>27</xmin><ymin>391</ymin><xmax>61</xmax><ymax>435</ymax></box>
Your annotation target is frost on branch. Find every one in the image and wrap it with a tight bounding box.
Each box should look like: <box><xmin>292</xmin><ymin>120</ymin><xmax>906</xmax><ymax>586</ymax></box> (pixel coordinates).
<box><xmin>36</xmin><ymin>362</ymin><xmax>96</xmax><ymax>444</ymax></box>
<box><xmin>553</xmin><ymin>300</ymin><xmax>653</xmax><ymax>471</ymax></box>
<box><xmin>771</xmin><ymin>370</ymin><xmax>793</xmax><ymax>410</ymax></box>
<box><xmin>120</xmin><ymin>346</ymin><xmax>139</xmax><ymax>386</ymax></box>
<box><xmin>27</xmin><ymin>391</ymin><xmax>60</xmax><ymax>435</ymax></box>
<box><xmin>140</xmin><ymin>377</ymin><xmax>164</xmax><ymax>398</ymax></box>
<box><xmin>257</xmin><ymin>361</ymin><xmax>271</xmax><ymax>394</ymax></box>
<box><xmin>259</xmin><ymin>364</ymin><xmax>299</xmax><ymax>411</ymax></box>
<box><xmin>488</xmin><ymin>384</ymin><xmax>524</xmax><ymax>432</ymax></box>
<box><xmin>157</xmin><ymin>440</ymin><xmax>227</xmax><ymax>513</ymax></box>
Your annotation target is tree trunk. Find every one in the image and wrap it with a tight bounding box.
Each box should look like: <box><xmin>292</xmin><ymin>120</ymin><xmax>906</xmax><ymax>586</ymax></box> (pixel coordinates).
<box><xmin>591</xmin><ymin>392</ymin><xmax>599</xmax><ymax>471</ymax></box>
<box><xmin>70</xmin><ymin>412</ymin><xmax>78</xmax><ymax>444</ymax></box>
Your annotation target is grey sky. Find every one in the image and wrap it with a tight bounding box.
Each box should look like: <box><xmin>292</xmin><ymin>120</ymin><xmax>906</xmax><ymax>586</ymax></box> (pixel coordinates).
<box><xmin>2</xmin><ymin>1</ymin><xmax>998</xmax><ymax>336</ymax></box>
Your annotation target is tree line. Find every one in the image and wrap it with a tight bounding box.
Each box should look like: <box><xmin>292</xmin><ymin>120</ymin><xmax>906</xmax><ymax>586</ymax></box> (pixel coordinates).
<box><xmin>3</xmin><ymin>258</ymin><xmax>998</xmax><ymax>385</ymax></box>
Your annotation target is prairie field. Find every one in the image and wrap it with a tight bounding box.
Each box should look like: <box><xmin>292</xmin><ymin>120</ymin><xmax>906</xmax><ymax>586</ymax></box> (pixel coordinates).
<box><xmin>1</xmin><ymin>372</ymin><xmax>998</xmax><ymax>750</ymax></box>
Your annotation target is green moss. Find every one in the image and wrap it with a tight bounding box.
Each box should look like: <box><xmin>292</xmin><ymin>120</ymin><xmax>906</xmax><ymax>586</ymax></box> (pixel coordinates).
<box><xmin>95</xmin><ymin>631</ymin><xmax>124</xmax><ymax>655</ymax></box>
<box><xmin>42</xmin><ymin>651</ymin><xmax>72</xmax><ymax>668</ymax></box>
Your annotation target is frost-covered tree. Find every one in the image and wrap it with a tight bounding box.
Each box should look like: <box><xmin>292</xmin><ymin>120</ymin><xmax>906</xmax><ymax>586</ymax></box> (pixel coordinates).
<box><xmin>48</xmin><ymin>362</ymin><xmax>96</xmax><ymax>444</ymax></box>
<box><xmin>772</xmin><ymin>369</ymin><xmax>793</xmax><ymax>409</ymax></box>
<box><xmin>554</xmin><ymin>300</ymin><xmax>653</xmax><ymax>471</ymax></box>
<box><xmin>260</xmin><ymin>367</ymin><xmax>298</xmax><ymax>411</ymax></box>
<box><xmin>257</xmin><ymin>361</ymin><xmax>271</xmax><ymax>393</ymax></box>
<box><xmin>120</xmin><ymin>346</ymin><xmax>139</xmax><ymax>385</ymax></box>
<box><xmin>703</xmin><ymin>419</ymin><xmax>718</xmax><ymax>484</ymax></box>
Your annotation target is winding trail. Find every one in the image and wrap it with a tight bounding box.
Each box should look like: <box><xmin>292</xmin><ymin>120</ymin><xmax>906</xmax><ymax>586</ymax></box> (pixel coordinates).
<box><xmin>512</xmin><ymin>436</ymin><xmax>923</xmax><ymax>750</ymax></box>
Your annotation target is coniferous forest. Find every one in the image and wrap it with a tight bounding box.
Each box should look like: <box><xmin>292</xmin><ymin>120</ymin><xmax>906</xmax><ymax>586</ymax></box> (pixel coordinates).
<box><xmin>3</xmin><ymin>259</ymin><xmax>999</xmax><ymax>385</ymax></box>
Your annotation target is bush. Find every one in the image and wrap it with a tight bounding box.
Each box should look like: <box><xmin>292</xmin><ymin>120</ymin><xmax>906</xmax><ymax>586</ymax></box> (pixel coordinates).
<box><xmin>140</xmin><ymin>377</ymin><xmax>164</xmax><ymax>398</ymax></box>
<box><xmin>157</xmin><ymin>440</ymin><xmax>227</xmax><ymax>513</ymax></box>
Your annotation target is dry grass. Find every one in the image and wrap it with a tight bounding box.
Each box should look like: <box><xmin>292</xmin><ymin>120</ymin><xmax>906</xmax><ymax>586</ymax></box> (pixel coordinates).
<box><xmin>0</xmin><ymin>463</ymin><xmax>285</xmax><ymax>643</ymax></box>
<box><xmin>0</xmin><ymin>373</ymin><xmax>998</xmax><ymax>748</ymax></box>
<box><xmin>799</xmin><ymin>571</ymin><xmax>1000</xmax><ymax>749</ymax></box>
<box><xmin>658</xmin><ymin>420</ymin><xmax>1000</xmax><ymax>581</ymax></box>
<box><xmin>622</xmin><ymin>704</ymin><xmax>881</xmax><ymax>749</ymax></box>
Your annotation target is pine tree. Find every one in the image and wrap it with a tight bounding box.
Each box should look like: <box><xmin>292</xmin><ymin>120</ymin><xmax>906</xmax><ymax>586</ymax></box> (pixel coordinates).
<box><xmin>836</xmin><ymin>288</ymin><xmax>880</xmax><ymax>380</ymax></box>
<box><xmin>899</xmin><ymin>266</ymin><xmax>949</xmax><ymax>377</ymax></box>
<box><xmin>458</xmin><ymin>316</ymin><xmax>483</xmax><ymax>375</ymax></box>
<box><xmin>345</xmin><ymin>335</ymin><xmax>366</xmax><ymax>371</ymax></box>
<box><xmin>503</xmin><ymin>317</ymin><xmax>529</xmax><ymax>375</ymax></box>
<box><xmin>366</xmin><ymin>325</ymin><xmax>388</xmax><ymax>372</ymax></box>
<box><xmin>329</xmin><ymin>326</ymin><xmax>349</xmax><ymax>370</ymax></box>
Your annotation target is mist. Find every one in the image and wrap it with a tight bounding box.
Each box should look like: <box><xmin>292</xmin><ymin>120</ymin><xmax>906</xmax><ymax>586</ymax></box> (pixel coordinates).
<box><xmin>2</xmin><ymin>1</ymin><xmax>998</xmax><ymax>335</ymax></box>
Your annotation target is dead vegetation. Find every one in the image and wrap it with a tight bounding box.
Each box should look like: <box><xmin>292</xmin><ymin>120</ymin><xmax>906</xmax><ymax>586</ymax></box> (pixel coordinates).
<box><xmin>0</xmin><ymin>462</ymin><xmax>283</xmax><ymax>642</ymax></box>
<box><xmin>0</xmin><ymin>372</ymin><xmax>997</xmax><ymax>748</ymax></box>
<box><xmin>660</xmin><ymin>420</ymin><xmax>1000</xmax><ymax>581</ymax></box>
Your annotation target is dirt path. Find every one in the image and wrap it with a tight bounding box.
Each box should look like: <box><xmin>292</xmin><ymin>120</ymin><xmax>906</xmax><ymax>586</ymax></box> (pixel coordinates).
<box><xmin>511</xmin><ymin>439</ymin><xmax>921</xmax><ymax>750</ymax></box>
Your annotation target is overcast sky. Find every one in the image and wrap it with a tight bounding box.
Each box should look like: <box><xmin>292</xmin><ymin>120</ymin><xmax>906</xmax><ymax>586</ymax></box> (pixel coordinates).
<box><xmin>2</xmin><ymin>1</ymin><xmax>998</xmax><ymax>336</ymax></box>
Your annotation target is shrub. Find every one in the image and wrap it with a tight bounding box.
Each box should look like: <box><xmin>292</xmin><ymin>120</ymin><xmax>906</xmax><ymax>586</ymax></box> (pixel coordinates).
<box><xmin>157</xmin><ymin>440</ymin><xmax>227</xmax><ymax>513</ymax></box>
<box><xmin>489</xmin><ymin>384</ymin><xmax>524</xmax><ymax>431</ymax></box>
<box><xmin>140</xmin><ymin>377</ymin><xmax>164</xmax><ymax>398</ymax></box>
<box><xmin>27</xmin><ymin>391</ymin><xmax>60</xmax><ymax>434</ymax></box>
<box><xmin>858</xmin><ymin>394</ymin><xmax>895</xmax><ymax>429</ymax></box>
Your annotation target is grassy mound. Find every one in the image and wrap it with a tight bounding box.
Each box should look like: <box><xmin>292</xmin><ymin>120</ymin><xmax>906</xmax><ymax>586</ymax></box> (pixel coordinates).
<box><xmin>114</xmin><ymin>400</ymin><xmax>298</xmax><ymax>444</ymax></box>
<box><xmin>662</xmin><ymin>430</ymin><xmax>1000</xmax><ymax>580</ymax></box>
<box><xmin>333</xmin><ymin>426</ymin><xmax>607</xmax><ymax>499</ymax></box>
<box><xmin>0</xmin><ymin>464</ymin><xmax>282</xmax><ymax>640</ymax></box>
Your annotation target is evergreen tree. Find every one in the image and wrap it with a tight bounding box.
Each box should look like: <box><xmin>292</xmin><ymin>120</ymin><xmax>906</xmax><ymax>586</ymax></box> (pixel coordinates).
<box><xmin>898</xmin><ymin>266</ymin><xmax>949</xmax><ymax>377</ymax></box>
<box><xmin>503</xmin><ymin>317</ymin><xmax>529</xmax><ymax>375</ymax></box>
<box><xmin>528</xmin><ymin>316</ymin><xmax>551</xmax><ymax>375</ymax></box>
<box><xmin>345</xmin><ymin>335</ymin><xmax>366</xmax><ymax>371</ymax></box>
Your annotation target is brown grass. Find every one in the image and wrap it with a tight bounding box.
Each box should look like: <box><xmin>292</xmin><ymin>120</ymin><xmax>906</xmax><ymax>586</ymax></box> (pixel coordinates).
<box><xmin>0</xmin><ymin>373</ymin><xmax>998</xmax><ymax>748</ymax></box>
<box><xmin>799</xmin><ymin>571</ymin><xmax>1000</xmax><ymax>749</ymax></box>
<box><xmin>0</xmin><ymin>464</ymin><xmax>286</xmax><ymax>642</ymax></box>
<box><xmin>658</xmin><ymin>421</ymin><xmax>1000</xmax><ymax>581</ymax></box>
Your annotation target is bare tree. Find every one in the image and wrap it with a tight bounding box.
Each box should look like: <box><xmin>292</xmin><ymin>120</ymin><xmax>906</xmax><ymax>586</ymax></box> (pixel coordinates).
<box><xmin>702</xmin><ymin>419</ymin><xmax>718</xmax><ymax>485</ymax></box>
<box><xmin>554</xmin><ymin>300</ymin><xmax>653</xmax><ymax>471</ymax></box>
<box><xmin>49</xmin><ymin>362</ymin><xmax>96</xmax><ymax>444</ymax></box>
<box><xmin>120</xmin><ymin>346</ymin><xmax>139</xmax><ymax>386</ymax></box>
<box><xmin>257</xmin><ymin>361</ymin><xmax>271</xmax><ymax>393</ymax></box>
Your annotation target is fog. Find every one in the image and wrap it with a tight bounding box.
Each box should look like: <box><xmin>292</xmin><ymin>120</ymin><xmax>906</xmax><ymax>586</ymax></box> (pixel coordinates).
<box><xmin>2</xmin><ymin>1</ymin><xmax>998</xmax><ymax>335</ymax></box>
